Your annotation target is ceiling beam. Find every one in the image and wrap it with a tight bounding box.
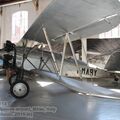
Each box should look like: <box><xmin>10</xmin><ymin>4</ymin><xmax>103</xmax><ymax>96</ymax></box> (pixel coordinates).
<box><xmin>0</xmin><ymin>0</ymin><xmax>32</xmax><ymax>7</ymax></box>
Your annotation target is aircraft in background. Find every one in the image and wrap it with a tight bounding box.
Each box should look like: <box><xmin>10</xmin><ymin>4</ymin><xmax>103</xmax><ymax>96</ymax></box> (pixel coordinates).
<box><xmin>1</xmin><ymin>0</ymin><xmax>120</xmax><ymax>99</ymax></box>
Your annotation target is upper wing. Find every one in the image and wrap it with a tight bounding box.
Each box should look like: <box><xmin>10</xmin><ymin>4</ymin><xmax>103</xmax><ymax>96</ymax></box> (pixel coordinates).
<box><xmin>22</xmin><ymin>0</ymin><xmax>120</xmax><ymax>43</ymax></box>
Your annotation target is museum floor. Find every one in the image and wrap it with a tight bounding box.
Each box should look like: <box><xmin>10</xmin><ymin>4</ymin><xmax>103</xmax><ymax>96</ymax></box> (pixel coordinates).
<box><xmin>0</xmin><ymin>72</ymin><xmax>119</xmax><ymax>120</ymax></box>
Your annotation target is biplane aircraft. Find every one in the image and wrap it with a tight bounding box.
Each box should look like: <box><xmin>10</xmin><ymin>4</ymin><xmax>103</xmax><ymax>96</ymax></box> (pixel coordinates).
<box><xmin>1</xmin><ymin>0</ymin><xmax>120</xmax><ymax>99</ymax></box>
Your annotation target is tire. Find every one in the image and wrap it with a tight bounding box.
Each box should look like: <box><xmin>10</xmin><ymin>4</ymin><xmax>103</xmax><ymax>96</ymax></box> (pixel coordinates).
<box><xmin>10</xmin><ymin>81</ymin><xmax>29</xmax><ymax>99</ymax></box>
<box><xmin>114</xmin><ymin>77</ymin><xmax>119</xmax><ymax>82</ymax></box>
<box><xmin>9</xmin><ymin>74</ymin><xmax>17</xmax><ymax>86</ymax></box>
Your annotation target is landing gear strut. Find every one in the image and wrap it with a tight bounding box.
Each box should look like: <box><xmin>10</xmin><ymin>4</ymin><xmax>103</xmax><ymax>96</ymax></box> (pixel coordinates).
<box><xmin>3</xmin><ymin>41</ymin><xmax>30</xmax><ymax>99</ymax></box>
<box><xmin>9</xmin><ymin>74</ymin><xmax>17</xmax><ymax>86</ymax></box>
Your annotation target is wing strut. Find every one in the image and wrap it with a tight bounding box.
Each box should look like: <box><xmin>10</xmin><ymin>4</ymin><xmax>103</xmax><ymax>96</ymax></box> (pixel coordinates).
<box><xmin>59</xmin><ymin>33</ymin><xmax>82</xmax><ymax>79</ymax></box>
<box><xmin>66</xmin><ymin>33</ymin><xmax>82</xmax><ymax>79</ymax></box>
<box><xmin>59</xmin><ymin>36</ymin><xmax>67</xmax><ymax>76</ymax></box>
<box><xmin>42</xmin><ymin>27</ymin><xmax>59</xmax><ymax>74</ymax></box>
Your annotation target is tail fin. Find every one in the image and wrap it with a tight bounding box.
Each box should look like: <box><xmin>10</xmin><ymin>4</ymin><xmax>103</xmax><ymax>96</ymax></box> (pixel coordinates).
<box><xmin>105</xmin><ymin>51</ymin><xmax>120</xmax><ymax>71</ymax></box>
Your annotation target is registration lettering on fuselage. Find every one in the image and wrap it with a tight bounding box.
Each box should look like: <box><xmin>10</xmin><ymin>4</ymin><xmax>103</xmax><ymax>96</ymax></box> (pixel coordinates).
<box><xmin>81</xmin><ymin>68</ymin><xmax>97</xmax><ymax>76</ymax></box>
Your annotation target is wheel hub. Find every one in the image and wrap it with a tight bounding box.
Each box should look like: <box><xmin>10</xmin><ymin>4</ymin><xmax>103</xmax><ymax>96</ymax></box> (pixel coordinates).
<box><xmin>13</xmin><ymin>83</ymin><xmax>27</xmax><ymax>97</ymax></box>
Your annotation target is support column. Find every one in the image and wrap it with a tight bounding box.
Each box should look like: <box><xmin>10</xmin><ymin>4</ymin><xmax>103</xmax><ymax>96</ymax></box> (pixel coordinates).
<box><xmin>0</xmin><ymin>7</ymin><xmax>5</xmax><ymax>49</ymax></box>
<box><xmin>81</xmin><ymin>38</ymin><xmax>87</xmax><ymax>63</ymax></box>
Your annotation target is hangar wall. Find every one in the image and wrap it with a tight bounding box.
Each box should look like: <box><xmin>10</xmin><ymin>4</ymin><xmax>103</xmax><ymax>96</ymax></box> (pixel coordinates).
<box><xmin>0</xmin><ymin>0</ymin><xmax>52</xmax><ymax>48</ymax></box>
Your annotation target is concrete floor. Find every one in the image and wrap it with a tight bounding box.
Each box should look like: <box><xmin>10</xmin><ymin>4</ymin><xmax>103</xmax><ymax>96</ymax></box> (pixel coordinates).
<box><xmin>88</xmin><ymin>78</ymin><xmax>120</xmax><ymax>89</ymax></box>
<box><xmin>73</xmin><ymin>77</ymin><xmax>120</xmax><ymax>89</ymax></box>
<box><xmin>0</xmin><ymin>74</ymin><xmax>119</xmax><ymax>120</ymax></box>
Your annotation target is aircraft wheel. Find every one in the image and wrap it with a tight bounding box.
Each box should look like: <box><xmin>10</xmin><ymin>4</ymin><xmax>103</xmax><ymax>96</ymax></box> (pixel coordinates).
<box><xmin>10</xmin><ymin>81</ymin><xmax>29</xmax><ymax>99</ymax></box>
<box><xmin>9</xmin><ymin>74</ymin><xmax>17</xmax><ymax>86</ymax></box>
<box><xmin>114</xmin><ymin>77</ymin><xmax>119</xmax><ymax>82</ymax></box>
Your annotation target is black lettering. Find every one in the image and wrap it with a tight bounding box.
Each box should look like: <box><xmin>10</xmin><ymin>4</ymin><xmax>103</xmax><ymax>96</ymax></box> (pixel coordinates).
<box><xmin>82</xmin><ymin>68</ymin><xmax>86</xmax><ymax>74</ymax></box>
<box><xmin>94</xmin><ymin>70</ymin><xmax>97</xmax><ymax>76</ymax></box>
<box><xmin>86</xmin><ymin>69</ymin><xmax>89</xmax><ymax>75</ymax></box>
<box><xmin>90</xmin><ymin>69</ymin><xmax>93</xmax><ymax>76</ymax></box>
